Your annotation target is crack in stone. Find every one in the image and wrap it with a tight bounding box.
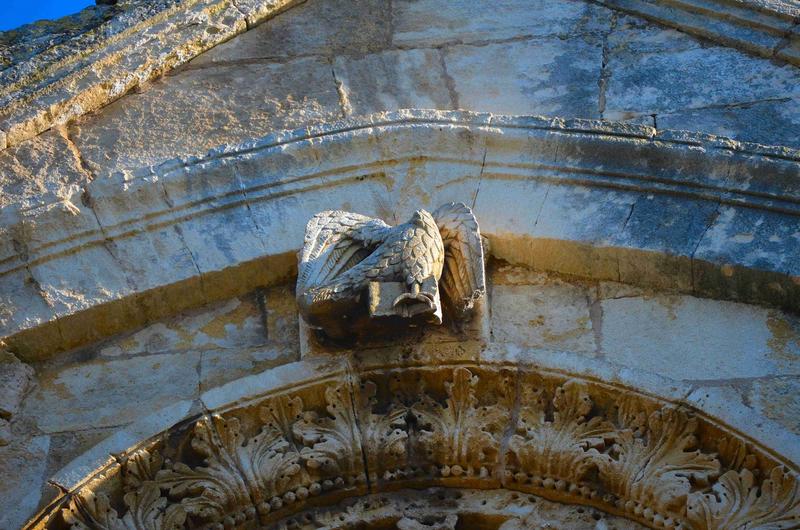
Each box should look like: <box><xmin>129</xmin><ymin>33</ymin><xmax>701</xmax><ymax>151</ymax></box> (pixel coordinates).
<box><xmin>689</xmin><ymin>200</ymin><xmax>723</xmax><ymax>296</ymax></box>
<box><xmin>597</xmin><ymin>13</ymin><xmax>618</xmax><ymax>119</ymax></box>
<box><xmin>438</xmin><ymin>48</ymin><xmax>460</xmax><ymax>110</ymax></box>
<box><xmin>471</xmin><ymin>144</ymin><xmax>488</xmax><ymax>211</ymax></box>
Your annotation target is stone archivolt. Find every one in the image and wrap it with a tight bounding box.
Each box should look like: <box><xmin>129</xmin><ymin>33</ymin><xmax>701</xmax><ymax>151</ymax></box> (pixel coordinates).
<box><xmin>46</xmin><ymin>366</ymin><xmax>799</xmax><ymax>530</ymax></box>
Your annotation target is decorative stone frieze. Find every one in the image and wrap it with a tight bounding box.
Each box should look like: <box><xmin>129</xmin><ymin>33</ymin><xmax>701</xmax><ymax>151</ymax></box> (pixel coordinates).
<box><xmin>30</xmin><ymin>363</ymin><xmax>800</xmax><ymax>530</ymax></box>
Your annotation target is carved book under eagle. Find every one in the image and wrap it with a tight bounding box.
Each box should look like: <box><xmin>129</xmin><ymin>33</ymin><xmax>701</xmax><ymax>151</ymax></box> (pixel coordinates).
<box><xmin>297</xmin><ymin>202</ymin><xmax>486</xmax><ymax>339</ymax></box>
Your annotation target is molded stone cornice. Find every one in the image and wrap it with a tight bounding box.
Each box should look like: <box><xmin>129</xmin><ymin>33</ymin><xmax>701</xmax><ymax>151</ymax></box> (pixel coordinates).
<box><xmin>597</xmin><ymin>0</ymin><xmax>800</xmax><ymax>65</ymax></box>
<box><xmin>23</xmin><ymin>358</ymin><xmax>800</xmax><ymax>530</ymax></box>
<box><xmin>1</xmin><ymin>110</ymin><xmax>798</xmax><ymax>360</ymax></box>
<box><xmin>0</xmin><ymin>0</ymin><xmax>303</xmax><ymax>150</ymax></box>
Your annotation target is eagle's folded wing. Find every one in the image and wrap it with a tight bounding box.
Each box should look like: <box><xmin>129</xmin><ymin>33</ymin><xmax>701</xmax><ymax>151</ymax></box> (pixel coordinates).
<box><xmin>432</xmin><ymin>202</ymin><xmax>486</xmax><ymax>315</ymax></box>
<box><xmin>297</xmin><ymin>210</ymin><xmax>391</xmax><ymax>294</ymax></box>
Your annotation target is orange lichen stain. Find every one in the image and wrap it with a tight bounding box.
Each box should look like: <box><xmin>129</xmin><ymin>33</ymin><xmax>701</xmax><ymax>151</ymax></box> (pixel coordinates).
<box><xmin>754</xmin><ymin>379</ymin><xmax>800</xmax><ymax>435</ymax></box>
<box><xmin>766</xmin><ymin>313</ymin><xmax>800</xmax><ymax>362</ymax></box>
<box><xmin>654</xmin><ymin>295</ymin><xmax>681</xmax><ymax>321</ymax></box>
<box><xmin>199</xmin><ymin>299</ymin><xmax>257</xmax><ymax>339</ymax></box>
<box><xmin>529</xmin><ymin>315</ymin><xmax>545</xmax><ymax>326</ymax></box>
<box><xmin>116</xmin><ymin>334</ymin><xmax>140</xmax><ymax>354</ymax></box>
<box><xmin>541</xmin><ymin>316</ymin><xmax>591</xmax><ymax>344</ymax></box>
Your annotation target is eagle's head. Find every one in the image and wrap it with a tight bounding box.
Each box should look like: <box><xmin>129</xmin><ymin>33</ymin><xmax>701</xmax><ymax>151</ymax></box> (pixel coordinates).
<box><xmin>410</xmin><ymin>208</ymin><xmax>435</xmax><ymax>227</ymax></box>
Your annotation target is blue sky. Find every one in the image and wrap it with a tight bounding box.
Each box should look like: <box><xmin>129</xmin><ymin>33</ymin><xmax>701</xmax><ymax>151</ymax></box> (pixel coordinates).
<box><xmin>1</xmin><ymin>0</ymin><xmax>95</xmax><ymax>32</ymax></box>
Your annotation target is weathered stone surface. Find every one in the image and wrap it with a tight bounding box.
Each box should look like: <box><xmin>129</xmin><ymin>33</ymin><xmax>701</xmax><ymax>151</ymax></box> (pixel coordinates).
<box><xmin>70</xmin><ymin>57</ymin><xmax>342</xmax><ymax>179</ymax></box>
<box><xmin>23</xmin><ymin>349</ymin><xmax>200</xmax><ymax>432</ymax></box>
<box><xmin>0</xmin><ymin>351</ymin><xmax>34</xmax><ymax>419</ymax></box>
<box><xmin>192</xmin><ymin>0</ymin><xmax>391</xmax><ymax>65</ymax></box>
<box><xmin>601</xmin><ymin>294</ymin><xmax>800</xmax><ymax>380</ymax></box>
<box><xmin>0</xmin><ymin>435</ymin><xmax>50</xmax><ymax>530</ymax></box>
<box><xmin>444</xmin><ymin>37</ymin><xmax>603</xmax><ymax>117</ymax></box>
<box><xmin>333</xmin><ymin>49</ymin><xmax>453</xmax><ymax>115</ymax></box>
<box><xmin>693</xmin><ymin>206</ymin><xmax>800</xmax><ymax>308</ymax></box>
<box><xmin>3</xmin><ymin>111</ymin><xmax>798</xmax><ymax>359</ymax></box>
<box><xmin>658</xmin><ymin>98</ymin><xmax>800</xmax><ymax>147</ymax></box>
<box><xmin>200</xmin><ymin>286</ymin><xmax>298</xmax><ymax>389</ymax></box>
<box><xmin>392</xmin><ymin>0</ymin><xmax>611</xmax><ymax>47</ymax></box>
<box><xmin>749</xmin><ymin>377</ymin><xmax>800</xmax><ymax>436</ymax></box>
<box><xmin>605</xmin><ymin>28</ymin><xmax>800</xmax><ymax>120</ymax></box>
<box><xmin>606</xmin><ymin>14</ymin><xmax>704</xmax><ymax>56</ymax></box>
<box><xmin>491</xmin><ymin>267</ymin><xmax>596</xmax><ymax>355</ymax></box>
<box><xmin>49</xmin><ymin>399</ymin><xmax>196</xmax><ymax>490</ymax></box>
<box><xmin>597</xmin><ymin>0</ymin><xmax>798</xmax><ymax>65</ymax></box>
<box><xmin>610</xmin><ymin>194</ymin><xmax>719</xmax><ymax>291</ymax></box>
<box><xmin>0</xmin><ymin>418</ymin><xmax>10</xmax><ymax>446</ymax></box>
<box><xmin>0</xmin><ymin>129</ymin><xmax>88</xmax><ymax>210</ymax></box>
<box><xmin>98</xmin><ymin>295</ymin><xmax>267</xmax><ymax>357</ymax></box>
<box><xmin>687</xmin><ymin>384</ymin><xmax>800</xmax><ymax>465</ymax></box>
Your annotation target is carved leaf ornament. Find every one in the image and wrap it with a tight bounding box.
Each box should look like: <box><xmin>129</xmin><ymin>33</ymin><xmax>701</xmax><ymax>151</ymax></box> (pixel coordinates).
<box><xmin>56</xmin><ymin>367</ymin><xmax>799</xmax><ymax>530</ymax></box>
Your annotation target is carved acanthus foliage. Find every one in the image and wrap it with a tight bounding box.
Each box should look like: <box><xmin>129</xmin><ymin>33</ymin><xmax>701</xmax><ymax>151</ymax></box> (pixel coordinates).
<box><xmin>413</xmin><ymin>367</ymin><xmax>507</xmax><ymax>470</ymax></box>
<box><xmin>599</xmin><ymin>401</ymin><xmax>721</xmax><ymax>514</ymax></box>
<box><xmin>687</xmin><ymin>467</ymin><xmax>800</xmax><ymax>529</ymax></box>
<box><xmin>54</xmin><ymin>369</ymin><xmax>800</xmax><ymax>530</ymax></box>
<box><xmin>357</xmin><ymin>380</ymin><xmax>409</xmax><ymax>475</ymax></box>
<box><xmin>360</xmin><ymin>367</ymin><xmax>509</xmax><ymax>480</ymax></box>
<box><xmin>63</xmin><ymin>451</ymin><xmax>186</xmax><ymax>530</ymax></box>
<box><xmin>62</xmin><ymin>383</ymin><xmax>361</xmax><ymax>530</ymax></box>
<box><xmin>508</xmin><ymin>381</ymin><xmax>614</xmax><ymax>485</ymax></box>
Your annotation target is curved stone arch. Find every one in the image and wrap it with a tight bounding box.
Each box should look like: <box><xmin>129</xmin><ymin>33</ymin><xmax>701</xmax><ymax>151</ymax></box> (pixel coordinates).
<box><xmin>27</xmin><ymin>351</ymin><xmax>800</xmax><ymax>530</ymax></box>
<box><xmin>5</xmin><ymin>110</ymin><xmax>799</xmax><ymax>360</ymax></box>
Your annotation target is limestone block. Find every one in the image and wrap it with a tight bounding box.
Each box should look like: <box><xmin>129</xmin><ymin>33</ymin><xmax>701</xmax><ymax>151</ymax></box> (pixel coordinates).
<box><xmin>607</xmin><ymin>14</ymin><xmax>705</xmax><ymax>56</ymax></box>
<box><xmin>605</xmin><ymin>40</ymin><xmax>800</xmax><ymax>119</ymax></box>
<box><xmin>0</xmin><ymin>351</ymin><xmax>34</xmax><ymax>419</ymax></box>
<box><xmin>692</xmin><ymin>206</ymin><xmax>800</xmax><ymax>309</ymax></box>
<box><xmin>0</xmin><ymin>130</ymin><xmax>87</xmax><ymax>210</ymax></box>
<box><xmin>231</xmin><ymin>0</ymin><xmax>303</xmax><ymax>27</ymax></box>
<box><xmin>22</xmin><ymin>350</ymin><xmax>200</xmax><ymax>433</ymax></box>
<box><xmin>0</xmin><ymin>435</ymin><xmax>51</xmax><ymax>530</ymax></box>
<box><xmin>601</xmin><ymin>295</ymin><xmax>800</xmax><ymax>380</ymax></box>
<box><xmin>491</xmin><ymin>268</ymin><xmax>596</xmax><ymax>355</ymax></box>
<box><xmin>611</xmin><ymin>194</ymin><xmax>719</xmax><ymax>292</ymax></box>
<box><xmin>201</xmin><ymin>346</ymin><xmax>297</xmax><ymax>391</ymax></box>
<box><xmin>657</xmin><ymin>98</ymin><xmax>800</xmax><ymax>148</ymax></box>
<box><xmin>49</xmin><ymin>399</ymin><xmax>196</xmax><ymax>491</ymax></box>
<box><xmin>392</xmin><ymin>0</ymin><xmax>611</xmax><ymax>47</ymax></box>
<box><xmin>522</xmin><ymin>184</ymin><xmax>634</xmax><ymax>279</ymax></box>
<box><xmin>192</xmin><ymin>0</ymin><xmax>391</xmax><ymax>64</ymax></box>
<box><xmin>0</xmin><ymin>268</ymin><xmax>63</xmax><ymax>357</ymax></box>
<box><xmin>70</xmin><ymin>57</ymin><xmax>342</xmax><ymax>179</ymax></box>
<box><xmin>200</xmin><ymin>356</ymin><xmax>349</xmax><ymax>411</ymax></box>
<box><xmin>443</xmin><ymin>37</ymin><xmax>603</xmax><ymax>118</ymax></box>
<box><xmin>333</xmin><ymin>49</ymin><xmax>453</xmax><ymax>115</ymax></box>
<box><xmin>98</xmin><ymin>296</ymin><xmax>268</xmax><ymax>358</ymax></box>
<box><xmin>0</xmin><ymin>0</ymin><xmax>248</xmax><ymax>148</ymax></box>
<box><xmin>748</xmin><ymin>377</ymin><xmax>800</xmax><ymax>436</ymax></box>
<box><xmin>687</xmin><ymin>384</ymin><xmax>800</xmax><ymax>466</ymax></box>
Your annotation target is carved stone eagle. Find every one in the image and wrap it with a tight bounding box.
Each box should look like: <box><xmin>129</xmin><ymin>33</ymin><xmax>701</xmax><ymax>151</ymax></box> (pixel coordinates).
<box><xmin>297</xmin><ymin>202</ymin><xmax>485</xmax><ymax>339</ymax></box>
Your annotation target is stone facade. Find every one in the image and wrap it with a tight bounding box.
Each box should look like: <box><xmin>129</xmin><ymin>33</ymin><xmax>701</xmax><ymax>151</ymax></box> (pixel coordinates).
<box><xmin>1</xmin><ymin>0</ymin><xmax>799</xmax><ymax>528</ymax></box>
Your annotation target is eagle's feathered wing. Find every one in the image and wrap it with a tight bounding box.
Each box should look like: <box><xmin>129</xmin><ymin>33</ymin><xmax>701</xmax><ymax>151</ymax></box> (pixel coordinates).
<box><xmin>432</xmin><ymin>202</ymin><xmax>486</xmax><ymax>315</ymax></box>
<box><xmin>297</xmin><ymin>210</ymin><xmax>392</xmax><ymax>300</ymax></box>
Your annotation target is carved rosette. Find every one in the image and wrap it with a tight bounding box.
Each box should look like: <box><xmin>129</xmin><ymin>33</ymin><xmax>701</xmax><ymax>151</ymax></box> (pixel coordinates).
<box><xmin>41</xmin><ymin>366</ymin><xmax>800</xmax><ymax>530</ymax></box>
